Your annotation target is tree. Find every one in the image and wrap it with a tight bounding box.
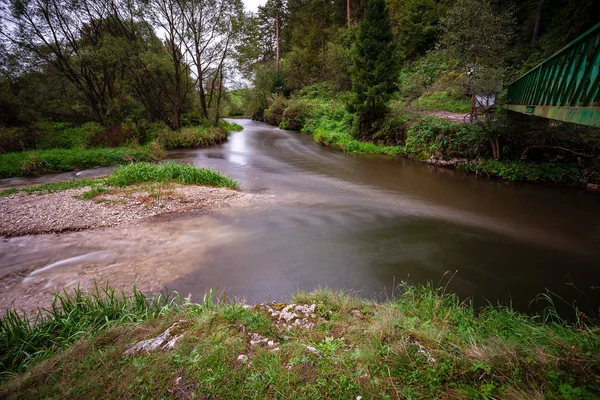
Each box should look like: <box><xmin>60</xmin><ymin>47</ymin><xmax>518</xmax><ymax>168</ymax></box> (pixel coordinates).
<box><xmin>177</xmin><ymin>0</ymin><xmax>244</xmax><ymax>121</ymax></box>
<box><xmin>389</xmin><ymin>0</ymin><xmax>450</xmax><ymax>61</ymax></box>
<box><xmin>147</xmin><ymin>0</ymin><xmax>196</xmax><ymax>129</ymax></box>
<box><xmin>349</xmin><ymin>0</ymin><xmax>398</xmax><ymax>138</ymax></box>
<box><xmin>440</xmin><ymin>0</ymin><xmax>514</xmax><ymax>159</ymax></box>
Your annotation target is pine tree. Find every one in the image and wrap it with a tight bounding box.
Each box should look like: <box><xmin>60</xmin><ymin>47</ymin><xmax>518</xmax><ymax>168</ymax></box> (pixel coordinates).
<box><xmin>350</xmin><ymin>0</ymin><xmax>398</xmax><ymax>138</ymax></box>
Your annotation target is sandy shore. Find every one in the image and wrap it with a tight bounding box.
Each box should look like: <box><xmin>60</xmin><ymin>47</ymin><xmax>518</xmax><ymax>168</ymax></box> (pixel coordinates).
<box><xmin>0</xmin><ymin>184</ymin><xmax>256</xmax><ymax>238</ymax></box>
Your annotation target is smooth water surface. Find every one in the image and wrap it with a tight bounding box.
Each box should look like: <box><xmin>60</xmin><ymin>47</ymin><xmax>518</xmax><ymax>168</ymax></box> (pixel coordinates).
<box><xmin>1</xmin><ymin>119</ymin><xmax>599</xmax><ymax>313</ymax></box>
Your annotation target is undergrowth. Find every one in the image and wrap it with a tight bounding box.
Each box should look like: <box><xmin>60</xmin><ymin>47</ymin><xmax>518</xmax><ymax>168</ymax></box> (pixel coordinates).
<box><xmin>1</xmin><ymin>283</ymin><xmax>598</xmax><ymax>398</ymax></box>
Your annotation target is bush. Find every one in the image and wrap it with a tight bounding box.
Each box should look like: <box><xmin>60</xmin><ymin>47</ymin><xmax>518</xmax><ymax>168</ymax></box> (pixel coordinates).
<box><xmin>0</xmin><ymin>126</ymin><xmax>27</xmax><ymax>153</ymax></box>
<box><xmin>373</xmin><ymin>114</ymin><xmax>410</xmax><ymax>145</ymax></box>
<box><xmin>404</xmin><ymin>116</ymin><xmax>486</xmax><ymax>160</ymax></box>
<box><xmin>155</xmin><ymin>125</ymin><xmax>229</xmax><ymax>149</ymax></box>
<box><xmin>279</xmin><ymin>101</ymin><xmax>311</xmax><ymax>131</ymax></box>
<box><xmin>459</xmin><ymin>159</ymin><xmax>580</xmax><ymax>183</ymax></box>
<box><xmin>37</xmin><ymin>122</ymin><xmax>104</xmax><ymax>149</ymax></box>
<box><xmin>264</xmin><ymin>99</ymin><xmax>286</xmax><ymax>126</ymax></box>
<box><xmin>296</xmin><ymin>82</ymin><xmax>339</xmax><ymax>100</ymax></box>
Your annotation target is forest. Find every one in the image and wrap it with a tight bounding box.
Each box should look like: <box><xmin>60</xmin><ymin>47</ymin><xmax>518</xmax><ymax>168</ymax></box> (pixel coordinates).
<box><xmin>0</xmin><ymin>0</ymin><xmax>599</xmax><ymax>184</ymax></box>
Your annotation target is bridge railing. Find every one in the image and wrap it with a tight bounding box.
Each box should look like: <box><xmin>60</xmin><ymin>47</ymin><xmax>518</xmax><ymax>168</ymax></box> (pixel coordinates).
<box><xmin>507</xmin><ymin>22</ymin><xmax>600</xmax><ymax>127</ymax></box>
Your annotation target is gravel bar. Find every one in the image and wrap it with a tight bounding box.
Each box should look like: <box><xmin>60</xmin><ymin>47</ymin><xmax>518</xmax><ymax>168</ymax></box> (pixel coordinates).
<box><xmin>0</xmin><ymin>184</ymin><xmax>248</xmax><ymax>238</ymax></box>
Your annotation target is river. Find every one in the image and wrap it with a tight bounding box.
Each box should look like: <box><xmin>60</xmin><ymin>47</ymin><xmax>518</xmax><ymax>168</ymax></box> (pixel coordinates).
<box><xmin>1</xmin><ymin>119</ymin><xmax>599</xmax><ymax>315</ymax></box>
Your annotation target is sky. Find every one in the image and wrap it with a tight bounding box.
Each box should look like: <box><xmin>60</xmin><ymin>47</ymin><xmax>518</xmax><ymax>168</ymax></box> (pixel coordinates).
<box><xmin>243</xmin><ymin>0</ymin><xmax>266</xmax><ymax>13</ymax></box>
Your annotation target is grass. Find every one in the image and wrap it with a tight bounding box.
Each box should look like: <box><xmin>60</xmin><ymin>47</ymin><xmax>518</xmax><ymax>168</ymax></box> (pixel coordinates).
<box><xmin>277</xmin><ymin>92</ymin><xmax>586</xmax><ymax>185</ymax></box>
<box><xmin>104</xmin><ymin>162</ymin><xmax>239</xmax><ymax>190</ymax></box>
<box><xmin>0</xmin><ymin>283</ymin><xmax>180</xmax><ymax>378</ymax></box>
<box><xmin>1</xmin><ymin>283</ymin><xmax>598</xmax><ymax>399</ymax></box>
<box><xmin>458</xmin><ymin>159</ymin><xmax>581</xmax><ymax>183</ymax></box>
<box><xmin>0</xmin><ymin>179</ymin><xmax>100</xmax><ymax>197</ymax></box>
<box><xmin>0</xmin><ymin>162</ymin><xmax>240</xmax><ymax>198</ymax></box>
<box><xmin>155</xmin><ymin>123</ymin><xmax>236</xmax><ymax>149</ymax></box>
<box><xmin>414</xmin><ymin>90</ymin><xmax>472</xmax><ymax>114</ymax></box>
<box><xmin>0</xmin><ymin>143</ymin><xmax>166</xmax><ymax>179</ymax></box>
<box><xmin>0</xmin><ymin>120</ymin><xmax>243</xmax><ymax>179</ymax></box>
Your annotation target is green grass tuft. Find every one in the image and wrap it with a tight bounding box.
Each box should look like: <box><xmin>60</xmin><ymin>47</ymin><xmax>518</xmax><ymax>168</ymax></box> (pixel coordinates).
<box><xmin>0</xmin><ymin>283</ymin><xmax>180</xmax><ymax>377</ymax></box>
<box><xmin>1</xmin><ymin>162</ymin><xmax>239</xmax><ymax>198</ymax></box>
<box><xmin>105</xmin><ymin>162</ymin><xmax>239</xmax><ymax>190</ymax></box>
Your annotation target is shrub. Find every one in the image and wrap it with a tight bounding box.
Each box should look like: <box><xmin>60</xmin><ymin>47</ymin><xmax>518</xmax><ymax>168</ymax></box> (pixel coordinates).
<box><xmin>264</xmin><ymin>99</ymin><xmax>286</xmax><ymax>126</ymax></box>
<box><xmin>373</xmin><ymin>114</ymin><xmax>410</xmax><ymax>145</ymax></box>
<box><xmin>155</xmin><ymin>126</ymin><xmax>228</xmax><ymax>149</ymax></box>
<box><xmin>0</xmin><ymin>126</ymin><xmax>26</xmax><ymax>153</ymax></box>
<box><xmin>296</xmin><ymin>82</ymin><xmax>339</xmax><ymax>100</ymax></box>
<box><xmin>279</xmin><ymin>101</ymin><xmax>311</xmax><ymax>131</ymax></box>
<box><xmin>459</xmin><ymin>159</ymin><xmax>579</xmax><ymax>183</ymax></box>
<box><xmin>403</xmin><ymin>116</ymin><xmax>486</xmax><ymax>160</ymax></box>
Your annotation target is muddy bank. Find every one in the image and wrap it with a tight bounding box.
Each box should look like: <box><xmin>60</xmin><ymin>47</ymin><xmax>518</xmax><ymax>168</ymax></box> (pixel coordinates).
<box><xmin>0</xmin><ymin>184</ymin><xmax>257</xmax><ymax>238</ymax></box>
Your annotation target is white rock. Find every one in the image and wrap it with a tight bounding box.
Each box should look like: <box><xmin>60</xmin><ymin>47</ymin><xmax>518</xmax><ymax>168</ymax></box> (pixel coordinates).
<box><xmin>305</xmin><ymin>346</ymin><xmax>324</xmax><ymax>358</ymax></box>
<box><xmin>124</xmin><ymin>320</ymin><xmax>188</xmax><ymax>355</ymax></box>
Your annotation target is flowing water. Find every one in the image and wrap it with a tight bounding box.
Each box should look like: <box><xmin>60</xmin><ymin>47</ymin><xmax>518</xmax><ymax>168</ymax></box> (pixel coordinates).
<box><xmin>1</xmin><ymin>119</ymin><xmax>599</xmax><ymax>314</ymax></box>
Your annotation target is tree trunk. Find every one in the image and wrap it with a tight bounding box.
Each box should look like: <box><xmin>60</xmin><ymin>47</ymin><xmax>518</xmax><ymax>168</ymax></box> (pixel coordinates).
<box><xmin>195</xmin><ymin>49</ymin><xmax>209</xmax><ymax>119</ymax></box>
<box><xmin>275</xmin><ymin>10</ymin><xmax>280</xmax><ymax>100</ymax></box>
<box><xmin>214</xmin><ymin>69</ymin><xmax>224</xmax><ymax>125</ymax></box>
<box><xmin>532</xmin><ymin>0</ymin><xmax>544</xmax><ymax>43</ymax></box>
<box><xmin>490</xmin><ymin>136</ymin><xmax>500</xmax><ymax>159</ymax></box>
<box><xmin>347</xmin><ymin>0</ymin><xmax>351</xmax><ymax>29</ymax></box>
<box><xmin>276</xmin><ymin>11</ymin><xmax>280</xmax><ymax>74</ymax></box>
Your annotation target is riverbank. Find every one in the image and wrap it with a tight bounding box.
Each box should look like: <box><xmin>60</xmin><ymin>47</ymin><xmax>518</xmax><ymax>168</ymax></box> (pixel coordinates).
<box><xmin>253</xmin><ymin>85</ymin><xmax>600</xmax><ymax>188</ymax></box>
<box><xmin>0</xmin><ymin>121</ymin><xmax>242</xmax><ymax>179</ymax></box>
<box><xmin>1</xmin><ymin>284</ymin><xmax>598</xmax><ymax>399</ymax></box>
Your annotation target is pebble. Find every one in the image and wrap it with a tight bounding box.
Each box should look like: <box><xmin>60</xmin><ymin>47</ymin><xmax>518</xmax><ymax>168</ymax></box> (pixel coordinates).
<box><xmin>0</xmin><ymin>185</ymin><xmax>252</xmax><ymax>238</ymax></box>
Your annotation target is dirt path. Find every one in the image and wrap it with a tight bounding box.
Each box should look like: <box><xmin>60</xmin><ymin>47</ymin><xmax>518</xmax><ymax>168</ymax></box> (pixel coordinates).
<box><xmin>405</xmin><ymin>99</ymin><xmax>466</xmax><ymax>123</ymax></box>
<box><xmin>417</xmin><ymin>109</ymin><xmax>466</xmax><ymax>123</ymax></box>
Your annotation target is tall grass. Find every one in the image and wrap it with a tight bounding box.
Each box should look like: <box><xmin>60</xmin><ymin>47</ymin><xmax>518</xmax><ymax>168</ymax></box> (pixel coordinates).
<box><xmin>0</xmin><ymin>144</ymin><xmax>166</xmax><ymax>179</ymax></box>
<box><xmin>0</xmin><ymin>283</ymin><xmax>179</xmax><ymax>377</ymax></box>
<box><xmin>155</xmin><ymin>125</ymin><xmax>229</xmax><ymax>149</ymax></box>
<box><xmin>105</xmin><ymin>162</ymin><xmax>239</xmax><ymax>189</ymax></box>
<box><xmin>0</xmin><ymin>162</ymin><xmax>240</xmax><ymax>197</ymax></box>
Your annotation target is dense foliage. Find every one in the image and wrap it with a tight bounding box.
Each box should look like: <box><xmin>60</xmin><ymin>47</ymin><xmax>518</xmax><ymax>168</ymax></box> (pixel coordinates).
<box><xmin>234</xmin><ymin>0</ymin><xmax>599</xmax><ymax>186</ymax></box>
<box><xmin>0</xmin><ymin>0</ymin><xmax>244</xmax><ymax>155</ymax></box>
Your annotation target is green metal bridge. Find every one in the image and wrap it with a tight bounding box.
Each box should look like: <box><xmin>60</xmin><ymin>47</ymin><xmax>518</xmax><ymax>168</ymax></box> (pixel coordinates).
<box><xmin>507</xmin><ymin>22</ymin><xmax>600</xmax><ymax>127</ymax></box>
